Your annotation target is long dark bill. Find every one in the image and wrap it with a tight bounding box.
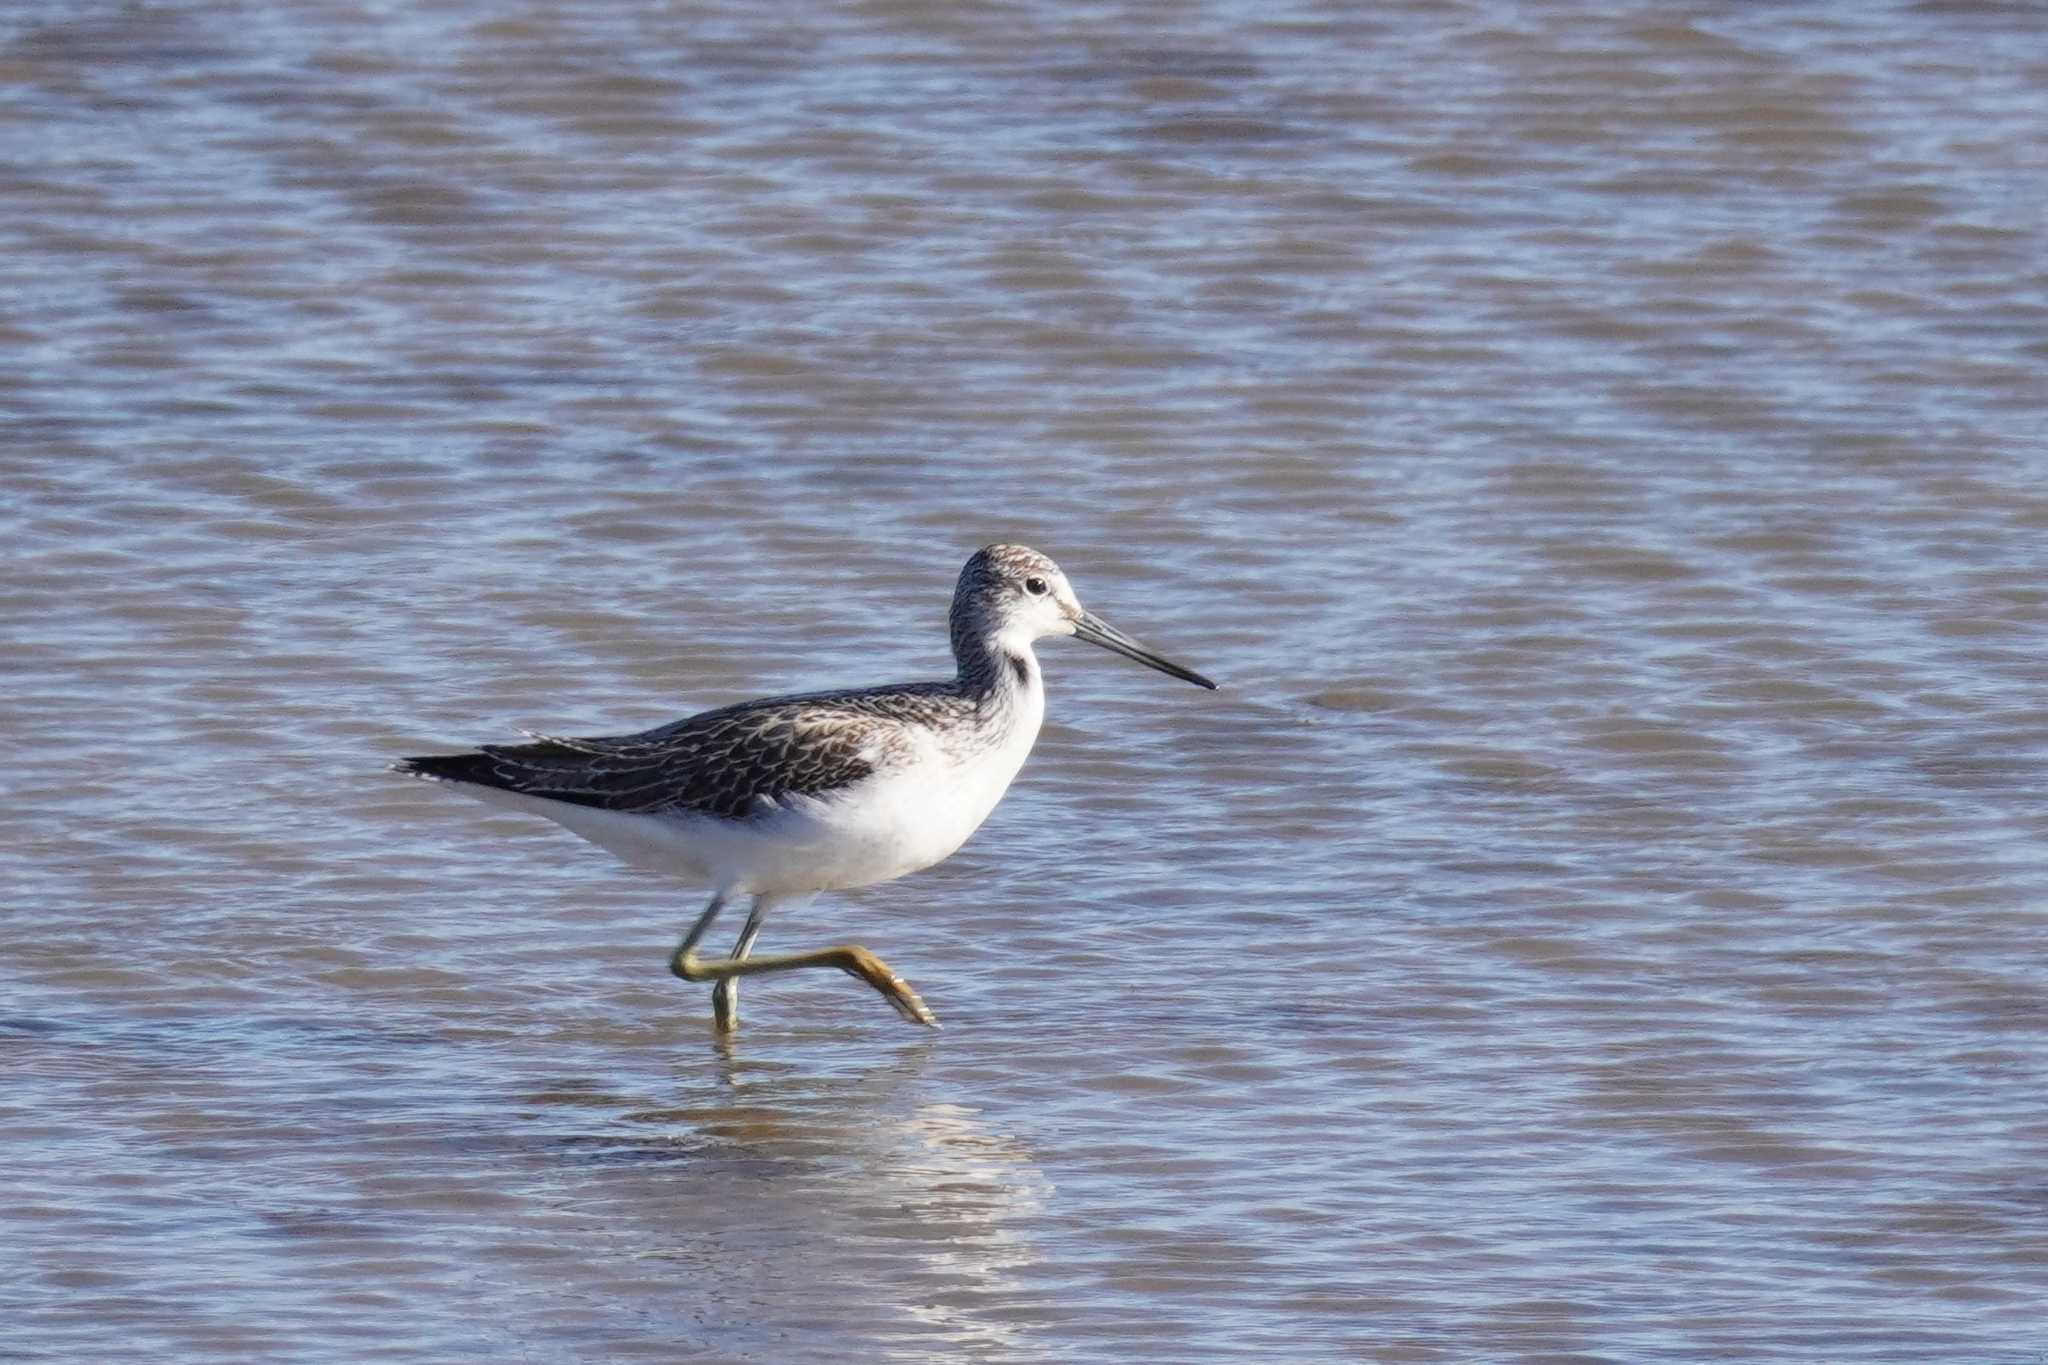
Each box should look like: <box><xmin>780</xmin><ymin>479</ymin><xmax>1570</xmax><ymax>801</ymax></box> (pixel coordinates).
<box><xmin>1072</xmin><ymin>611</ymin><xmax>1217</xmax><ymax>690</ymax></box>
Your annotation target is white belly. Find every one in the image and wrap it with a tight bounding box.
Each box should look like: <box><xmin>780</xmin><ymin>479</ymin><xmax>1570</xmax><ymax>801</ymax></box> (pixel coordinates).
<box><xmin>451</xmin><ymin>692</ymin><xmax>1043</xmax><ymax>896</ymax></box>
<box><xmin>779</xmin><ymin>736</ymin><xmax>1034</xmax><ymax>891</ymax></box>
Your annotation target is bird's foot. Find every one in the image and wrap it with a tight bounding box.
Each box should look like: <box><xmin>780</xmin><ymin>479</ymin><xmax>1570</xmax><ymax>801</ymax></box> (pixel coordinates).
<box><xmin>834</xmin><ymin>946</ymin><xmax>940</xmax><ymax>1028</ymax></box>
<box><xmin>711</xmin><ymin>979</ymin><xmax>740</xmax><ymax>1033</ymax></box>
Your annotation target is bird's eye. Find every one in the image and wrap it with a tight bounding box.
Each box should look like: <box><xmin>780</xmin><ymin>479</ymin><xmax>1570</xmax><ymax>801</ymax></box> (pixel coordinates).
<box><xmin>1024</xmin><ymin>576</ymin><xmax>1049</xmax><ymax>596</ymax></box>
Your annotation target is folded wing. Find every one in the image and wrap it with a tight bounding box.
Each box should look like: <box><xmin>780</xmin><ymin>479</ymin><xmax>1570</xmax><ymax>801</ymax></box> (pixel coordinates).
<box><xmin>396</xmin><ymin>698</ymin><xmax>891</xmax><ymax>820</ymax></box>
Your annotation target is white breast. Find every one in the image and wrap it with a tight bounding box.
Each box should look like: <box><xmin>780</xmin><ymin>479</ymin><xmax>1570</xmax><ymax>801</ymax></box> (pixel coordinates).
<box><xmin>772</xmin><ymin>673</ymin><xmax>1045</xmax><ymax>893</ymax></box>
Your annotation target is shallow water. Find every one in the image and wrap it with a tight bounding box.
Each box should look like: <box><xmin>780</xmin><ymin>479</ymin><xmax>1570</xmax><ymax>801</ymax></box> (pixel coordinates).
<box><xmin>5</xmin><ymin>1</ymin><xmax>2047</xmax><ymax>1360</ymax></box>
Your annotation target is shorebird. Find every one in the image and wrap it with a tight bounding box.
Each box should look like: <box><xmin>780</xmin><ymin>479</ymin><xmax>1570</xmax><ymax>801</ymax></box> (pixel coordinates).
<box><xmin>394</xmin><ymin>545</ymin><xmax>1215</xmax><ymax>1031</ymax></box>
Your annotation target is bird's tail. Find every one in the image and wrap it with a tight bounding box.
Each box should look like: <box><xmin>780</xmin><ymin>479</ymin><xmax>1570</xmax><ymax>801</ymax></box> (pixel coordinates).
<box><xmin>389</xmin><ymin>751</ymin><xmax>496</xmax><ymax>784</ymax></box>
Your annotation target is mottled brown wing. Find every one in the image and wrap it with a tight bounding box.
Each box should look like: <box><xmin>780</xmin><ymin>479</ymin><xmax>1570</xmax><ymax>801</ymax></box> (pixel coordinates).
<box><xmin>399</xmin><ymin>697</ymin><xmax>895</xmax><ymax>819</ymax></box>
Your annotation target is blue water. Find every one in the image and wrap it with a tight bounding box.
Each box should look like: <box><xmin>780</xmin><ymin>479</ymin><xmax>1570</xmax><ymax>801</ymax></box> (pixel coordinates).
<box><xmin>5</xmin><ymin>1</ymin><xmax>2047</xmax><ymax>1360</ymax></box>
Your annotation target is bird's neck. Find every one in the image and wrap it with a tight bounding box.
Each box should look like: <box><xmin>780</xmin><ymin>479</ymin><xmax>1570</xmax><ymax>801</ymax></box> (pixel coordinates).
<box><xmin>952</xmin><ymin>622</ymin><xmax>1038</xmax><ymax>707</ymax></box>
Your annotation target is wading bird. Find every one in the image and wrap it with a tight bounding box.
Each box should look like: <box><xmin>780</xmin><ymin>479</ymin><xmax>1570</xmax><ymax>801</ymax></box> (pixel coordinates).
<box><xmin>394</xmin><ymin>545</ymin><xmax>1215</xmax><ymax>1030</ymax></box>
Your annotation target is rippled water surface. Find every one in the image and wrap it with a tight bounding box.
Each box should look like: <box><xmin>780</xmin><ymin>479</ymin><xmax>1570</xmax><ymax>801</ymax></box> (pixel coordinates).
<box><xmin>6</xmin><ymin>1</ymin><xmax>2047</xmax><ymax>1360</ymax></box>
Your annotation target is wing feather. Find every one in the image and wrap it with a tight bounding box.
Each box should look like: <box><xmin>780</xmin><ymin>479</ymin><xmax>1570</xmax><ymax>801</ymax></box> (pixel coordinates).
<box><xmin>397</xmin><ymin>683</ymin><xmax>967</xmax><ymax>820</ymax></box>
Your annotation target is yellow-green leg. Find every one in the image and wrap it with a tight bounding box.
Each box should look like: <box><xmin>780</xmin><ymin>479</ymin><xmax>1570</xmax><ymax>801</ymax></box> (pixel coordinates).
<box><xmin>672</xmin><ymin>892</ymin><xmax>938</xmax><ymax>1031</ymax></box>
<box><xmin>709</xmin><ymin>894</ymin><xmax>776</xmax><ymax>1033</ymax></box>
